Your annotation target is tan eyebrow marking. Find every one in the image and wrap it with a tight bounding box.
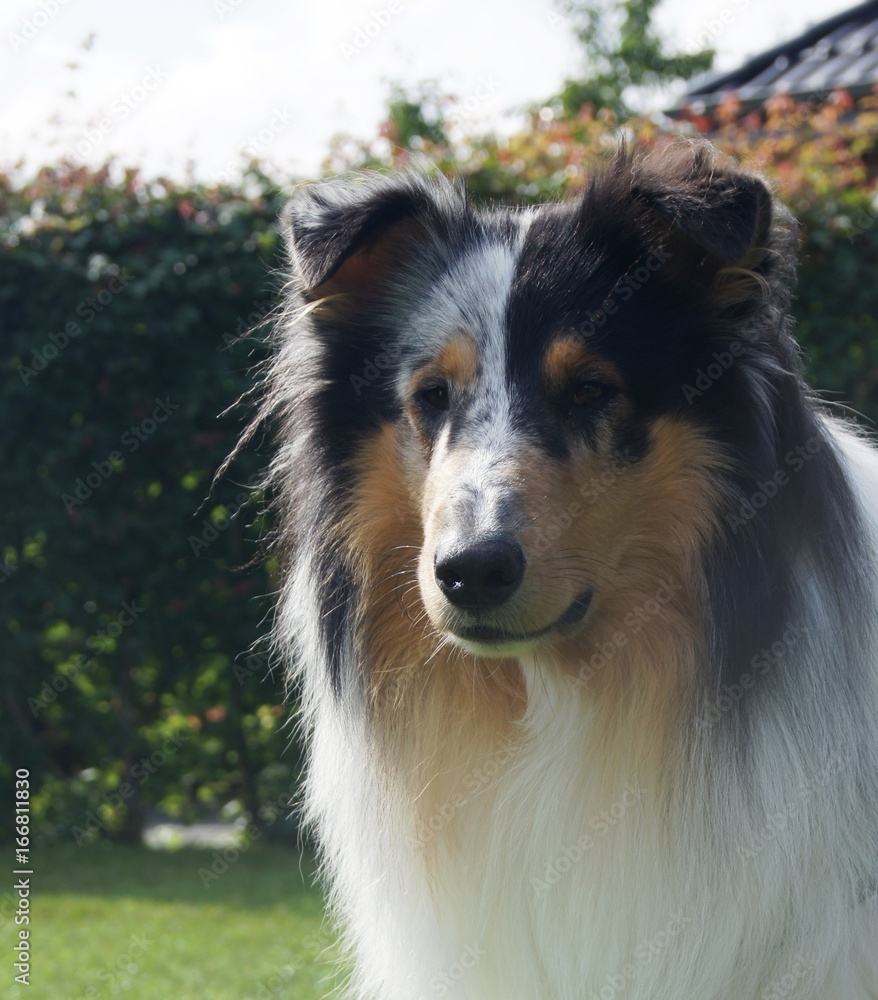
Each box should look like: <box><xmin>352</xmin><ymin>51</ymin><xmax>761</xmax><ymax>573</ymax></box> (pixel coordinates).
<box><xmin>541</xmin><ymin>335</ymin><xmax>623</xmax><ymax>394</ymax></box>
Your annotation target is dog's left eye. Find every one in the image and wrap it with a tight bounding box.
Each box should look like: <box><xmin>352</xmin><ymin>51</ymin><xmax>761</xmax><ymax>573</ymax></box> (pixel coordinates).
<box><xmin>418</xmin><ymin>383</ymin><xmax>450</xmax><ymax>412</ymax></box>
<box><xmin>572</xmin><ymin>381</ymin><xmax>614</xmax><ymax>406</ymax></box>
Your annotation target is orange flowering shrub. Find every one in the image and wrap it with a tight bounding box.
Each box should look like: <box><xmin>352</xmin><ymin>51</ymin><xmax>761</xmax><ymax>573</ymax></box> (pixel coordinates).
<box><xmin>328</xmin><ymin>87</ymin><xmax>878</xmax><ymax>419</ymax></box>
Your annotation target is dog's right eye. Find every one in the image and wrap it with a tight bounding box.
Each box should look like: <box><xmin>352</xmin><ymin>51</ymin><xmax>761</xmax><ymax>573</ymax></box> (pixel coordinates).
<box><xmin>418</xmin><ymin>383</ymin><xmax>450</xmax><ymax>412</ymax></box>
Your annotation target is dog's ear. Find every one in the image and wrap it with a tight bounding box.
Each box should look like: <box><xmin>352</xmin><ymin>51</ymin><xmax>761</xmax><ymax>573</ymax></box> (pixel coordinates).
<box><xmin>629</xmin><ymin>143</ymin><xmax>773</xmax><ymax>268</ymax></box>
<box><xmin>282</xmin><ymin>176</ymin><xmax>449</xmax><ymax>315</ymax></box>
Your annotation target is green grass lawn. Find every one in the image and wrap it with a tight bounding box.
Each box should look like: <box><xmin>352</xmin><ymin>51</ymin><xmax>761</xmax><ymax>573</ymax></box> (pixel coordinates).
<box><xmin>11</xmin><ymin>843</ymin><xmax>344</xmax><ymax>1000</ymax></box>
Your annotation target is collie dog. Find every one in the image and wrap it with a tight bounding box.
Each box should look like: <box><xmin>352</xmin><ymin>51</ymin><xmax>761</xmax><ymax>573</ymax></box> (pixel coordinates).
<box><xmin>263</xmin><ymin>142</ymin><xmax>878</xmax><ymax>998</ymax></box>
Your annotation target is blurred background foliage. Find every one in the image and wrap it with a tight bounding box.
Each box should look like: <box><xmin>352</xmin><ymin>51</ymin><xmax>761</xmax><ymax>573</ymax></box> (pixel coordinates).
<box><xmin>3</xmin><ymin>0</ymin><xmax>878</xmax><ymax>846</ymax></box>
<box><xmin>1</xmin><ymin>165</ymin><xmax>295</xmax><ymax>843</ymax></box>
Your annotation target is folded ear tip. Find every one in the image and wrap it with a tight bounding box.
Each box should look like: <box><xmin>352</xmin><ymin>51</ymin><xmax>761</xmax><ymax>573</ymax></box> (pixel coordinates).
<box><xmin>280</xmin><ymin>175</ymin><xmax>402</xmax><ymax>290</ymax></box>
<box><xmin>631</xmin><ymin>140</ymin><xmax>774</xmax><ymax>262</ymax></box>
<box><xmin>280</xmin><ymin>171</ymin><xmax>456</xmax><ymax>307</ymax></box>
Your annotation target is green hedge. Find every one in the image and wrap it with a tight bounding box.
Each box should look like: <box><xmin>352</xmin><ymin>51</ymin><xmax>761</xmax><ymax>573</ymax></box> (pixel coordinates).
<box><xmin>1</xmin><ymin>164</ymin><xmax>296</xmax><ymax>842</ymax></box>
<box><xmin>3</xmin><ymin>106</ymin><xmax>877</xmax><ymax>842</ymax></box>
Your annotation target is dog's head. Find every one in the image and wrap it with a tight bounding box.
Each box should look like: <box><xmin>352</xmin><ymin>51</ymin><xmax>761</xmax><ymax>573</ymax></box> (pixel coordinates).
<box><xmin>281</xmin><ymin>143</ymin><xmax>806</xmax><ymax>683</ymax></box>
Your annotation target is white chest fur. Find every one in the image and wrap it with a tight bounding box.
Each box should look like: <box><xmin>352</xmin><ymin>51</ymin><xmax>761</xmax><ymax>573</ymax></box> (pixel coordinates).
<box><xmin>304</xmin><ymin>652</ymin><xmax>878</xmax><ymax>1000</ymax></box>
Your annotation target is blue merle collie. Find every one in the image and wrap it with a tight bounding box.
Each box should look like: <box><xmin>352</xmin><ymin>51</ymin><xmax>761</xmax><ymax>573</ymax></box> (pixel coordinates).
<box><xmin>261</xmin><ymin>142</ymin><xmax>878</xmax><ymax>998</ymax></box>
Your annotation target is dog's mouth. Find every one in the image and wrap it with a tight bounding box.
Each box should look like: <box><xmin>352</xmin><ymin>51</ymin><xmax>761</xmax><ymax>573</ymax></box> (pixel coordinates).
<box><xmin>448</xmin><ymin>589</ymin><xmax>594</xmax><ymax>650</ymax></box>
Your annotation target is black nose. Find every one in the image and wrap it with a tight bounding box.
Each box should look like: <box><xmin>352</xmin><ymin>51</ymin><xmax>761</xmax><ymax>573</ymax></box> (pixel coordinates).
<box><xmin>434</xmin><ymin>536</ymin><xmax>525</xmax><ymax>610</ymax></box>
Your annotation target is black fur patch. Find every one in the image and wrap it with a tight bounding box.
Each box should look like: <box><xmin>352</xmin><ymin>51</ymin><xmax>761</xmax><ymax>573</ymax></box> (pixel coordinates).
<box><xmin>278</xmin><ymin>144</ymin><xmax>871</xmax><ymax>704</ymax></box>
<box><xmin>315</xmin><ymin>548</ymin><xmax>359</xmax><ymax>697</ymax></box>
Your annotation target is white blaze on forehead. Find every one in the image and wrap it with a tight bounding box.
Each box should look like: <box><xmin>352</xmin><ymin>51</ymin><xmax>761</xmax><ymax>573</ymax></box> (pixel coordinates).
<box><xmin>400</xmin><ymin>232</ymin><xmax>529</xmax><ymax>447</ymax></box>
<box><xmin>407</xmin><ymin>231</ymin><xmax>537</xmax><ymax>538</ymax></box>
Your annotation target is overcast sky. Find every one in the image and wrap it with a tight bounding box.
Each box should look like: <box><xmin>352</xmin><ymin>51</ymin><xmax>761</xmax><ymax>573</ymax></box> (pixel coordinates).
<box><xmin>0</xmin><ymin>0</ymin><xmax>856</xmax><ymax>183</ymax></box>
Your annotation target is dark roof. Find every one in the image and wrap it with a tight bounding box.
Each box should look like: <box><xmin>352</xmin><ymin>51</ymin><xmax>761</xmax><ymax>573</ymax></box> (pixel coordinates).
<box><xmin>679</xmin><ymin>0</ymin><xmax>878</xmax><ymax>111</ymax></box>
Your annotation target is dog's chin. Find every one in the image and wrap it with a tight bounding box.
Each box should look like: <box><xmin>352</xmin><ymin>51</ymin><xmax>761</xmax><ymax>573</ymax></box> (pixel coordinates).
<box><xmin>435</xmin><ymin>589</ymin><xmax>594</xmax><ymax>660</ymax></box>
